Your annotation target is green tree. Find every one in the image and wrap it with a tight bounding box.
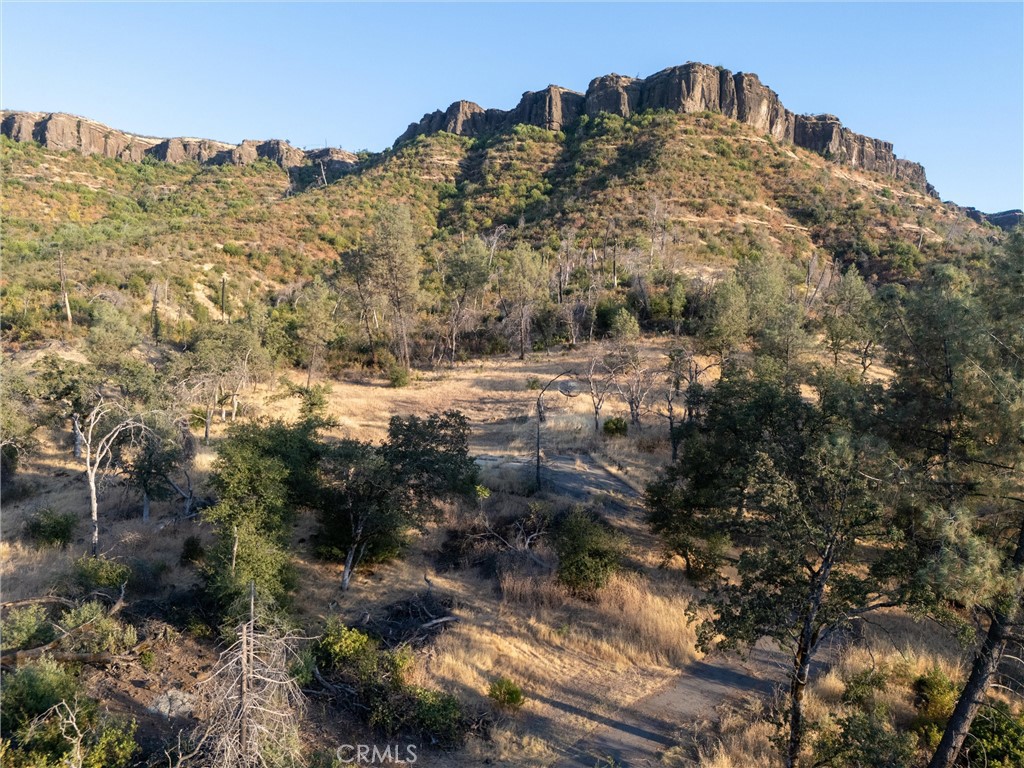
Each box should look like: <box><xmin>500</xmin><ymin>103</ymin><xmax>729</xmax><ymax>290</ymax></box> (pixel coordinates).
<box><xmin>438</xmin><ymin>237</ymin><xmax>490</xmax><ymax>364</ymax></box>
<box><xmin>368</xmin><ymin>205</ymin><xmax>421</xmax><ymax>370</ymax></box>
<box><xmin>497</xmin><ymin>243</ymin><xmax>546</xmax><ymax>360</ymax></box>
<box><xmin>696</xmin><ymin>277</ymin><xmax>748</xmax><ymax>362</ymax></box>
<box><xmin>648</xmin><ymin>369</ymin><xmax>909</xmax><ymax>768</ymax></box>
<box><xmin>822</xmin><ymin>266</ymin><xmax>877</xmax><ymax>371</ymax></box>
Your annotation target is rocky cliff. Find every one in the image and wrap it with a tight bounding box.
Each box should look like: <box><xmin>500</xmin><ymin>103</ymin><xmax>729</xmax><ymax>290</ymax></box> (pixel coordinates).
<box><xmin>0</xmin><ymin>111</ymin><xmax>358</xmax><ymax>180</ymax></box>
<box><xmin>396</xmin><ymin>62</ymin><xmax>936</xmax><ymax>196</ymax></box>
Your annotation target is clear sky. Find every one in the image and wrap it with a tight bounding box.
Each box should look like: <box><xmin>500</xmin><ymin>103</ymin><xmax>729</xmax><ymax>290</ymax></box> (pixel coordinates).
<box><xmin>2</xmin><ymin>2</ymin><xmax>1021</xmax><ymax>212</ymax></box>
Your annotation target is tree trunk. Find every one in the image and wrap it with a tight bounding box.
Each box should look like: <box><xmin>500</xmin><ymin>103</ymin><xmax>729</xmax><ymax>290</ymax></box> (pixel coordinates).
<box><xmin>142</xmin><ymin>490</ymin><xmax>150</xmax><ymax>523</ymax></box>
<box><xmin>786</xmin><ymin>552</ymin><xmax>835</xmax><ymax>768</ymax></box>
<box><xmin>927</xmin><ymin>520</ymin><xmax>1024</xmax><ymax>768</ymax></box>
<box><xmin>341</xmin><ymin>544</ymin><xmax>357</xmax><ymax>592</ymax></box>
<box><xmin>88</xmin><ymin>470</ymin><xmax>100</xmax><ymax>557</ymax></box>
<box><xmin>205</xmin><ymin>404</ymin><xmax>213</xmax><ymax>445</ymax></box>
<box><xmin>72</xmin><ymin>414</ymin><xmax>83</xmax><ymax>460</ymax></box>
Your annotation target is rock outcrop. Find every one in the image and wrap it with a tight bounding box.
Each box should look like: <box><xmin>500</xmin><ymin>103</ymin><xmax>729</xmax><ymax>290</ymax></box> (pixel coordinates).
<box><xmin>395</xmin><ymin>61</ymin><xmax>936</xmax><ymax>196</ymax></box>
<box><xmin>0</xmin><ymin>111</ymin><xmax>358</xmax><ymax>181</ymax></box>
<box><xmin>961</xmin><ymin>207</ymin><xmax>1023</xmax><ymax>232</ymax></box>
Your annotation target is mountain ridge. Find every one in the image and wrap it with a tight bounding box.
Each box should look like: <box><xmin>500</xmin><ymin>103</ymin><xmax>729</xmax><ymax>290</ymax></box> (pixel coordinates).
<box><xmin>396</xmin><ymin>62</ymin><xmax>938</xmax><ymax>197</ymax></box>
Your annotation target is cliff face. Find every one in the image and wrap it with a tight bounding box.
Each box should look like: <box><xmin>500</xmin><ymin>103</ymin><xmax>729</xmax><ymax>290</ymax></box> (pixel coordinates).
<box><xmin>0</xmin><ymin>111</ymin><xmax>358</xmax><ymax>179</ymax></box>
<box><xmin>396</xmin><ymin>61</ymin><xmax>935</xmax><ymax>196</ymax></box>
<box><xmin>1</xmin><ymin>61</ymin><xmax>937</xmax><ymax>196</ymax></box>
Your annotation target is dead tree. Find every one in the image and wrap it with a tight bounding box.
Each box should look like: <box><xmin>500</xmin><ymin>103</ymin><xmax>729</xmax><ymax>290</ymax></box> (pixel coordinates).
<box><xmin>581</xmin><ymin>355</ymin><xmax>615</xmax><ymax>433</ymax></box>
<box><xmin>80</xmin><ymin>400</ymin><xmax>153</xmax><ymax>556</ymax></box>
<box><xmin>186</xmin><ymin>584</ymin><xmax>305</xmax><ymax>768</ymax></box>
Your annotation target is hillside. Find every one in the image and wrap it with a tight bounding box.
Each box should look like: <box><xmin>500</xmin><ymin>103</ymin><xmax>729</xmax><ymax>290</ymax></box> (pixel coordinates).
<box><xmin>0</xmin><ymin>101</ymin><xmax>1007</xmax><ymax>348</ymax></box>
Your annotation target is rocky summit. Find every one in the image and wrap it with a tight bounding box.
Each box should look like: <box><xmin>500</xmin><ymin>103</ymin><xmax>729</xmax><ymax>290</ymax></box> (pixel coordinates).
<box><xmin>0</xmin><ymin>110</ymin><xmax>359</xmax><ymax>181</ymax></box>
<box><xmin>396</xmin><ymin>62</ymin><xmax>937</xmax><ymax>196</ymax></box>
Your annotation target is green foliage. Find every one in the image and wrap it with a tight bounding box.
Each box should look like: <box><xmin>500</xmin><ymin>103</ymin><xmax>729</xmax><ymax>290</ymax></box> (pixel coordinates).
<box><xmin>966</xmin><ymin>702</ymin><xmax>1024</xmax><ymax>768</ymax></box>
<box><xmin>179</xmin><ymin>535</ymin><xmax>205</xmax><ymax>566</ymax></box>
<box><xmin>814</xmin><ymin>710</ymin><xmax>917</xmax><ymax>768</ymax></box>
<box><xmin>0</xmin><ymin>657</ymin><xmax>77</xmax><ymax>737</ymax></box>
<box><xmin>58</xmin><ymin>601</ymin><xmax>137</xmax><ymax>653</ymax></box>
<box><xmin>22</xmin><ymin>509</ymin><xmax>77</xmax><ymax>549</ymax></box>
<box><xmin>388</xmin><ymin>363</ymin><xmax>410</xmax><ymax>388</ymax></box>
<box><xmin>841</xmin><ymin>667</ymin><xmax>889</xmax><ymax>709</ymax></box>
<box><xmin>551</xmin><ymin>506</ymin><xmax>624</xmax><ymax>596</ymax></box>
<box><xmin>72</xmin><ymin>555</ymin><xmax>131</xmax><ymax>591</ymax></box>
<box><xmin>0</xmin><ymin>606</ymin><xmax>56</xmax><ymax>651</ymax></box>
<box><xmin>488</xmin><ymin>676</ymin><xmax>525</xmax><ymax>713</ymax></box>
<box><xmin>910</xmin><ymin>667</ymin><xmax>958</xmax><ymax>748</ymax></box>
<box><xmin>316</xmin><ymin>620</ymin><xmax>374</xmax><ymax>671</ymax></box>
<box><xmin>315</xmin><ymin>620</ymin><xmax>467</xmax><ymax>748</ymax></box>
<box><xmin>602</xmin><ymin>416</ymin><xmax>628</xmax><ymax>437</ymax></box>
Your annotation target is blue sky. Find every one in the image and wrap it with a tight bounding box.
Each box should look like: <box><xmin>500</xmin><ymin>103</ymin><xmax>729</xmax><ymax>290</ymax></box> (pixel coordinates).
<box><xmin>2</xmin><ymin>2</ymin><xmax>1021</xmax><ymax>211</ymax></box>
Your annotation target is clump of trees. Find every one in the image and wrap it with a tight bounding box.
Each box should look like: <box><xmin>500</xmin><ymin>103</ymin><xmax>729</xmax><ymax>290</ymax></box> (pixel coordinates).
<box><xmin>645</xmin><ymin>233</ymin><xmax>1024</xmax><ymax>768</ymax></box>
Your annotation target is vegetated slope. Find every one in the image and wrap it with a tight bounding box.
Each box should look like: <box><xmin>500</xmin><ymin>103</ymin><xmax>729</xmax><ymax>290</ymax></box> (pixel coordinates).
<box><xmin>0</xmin><ymin>108</ymin><xmax>1002</xmax><ymax>347</ymax></box>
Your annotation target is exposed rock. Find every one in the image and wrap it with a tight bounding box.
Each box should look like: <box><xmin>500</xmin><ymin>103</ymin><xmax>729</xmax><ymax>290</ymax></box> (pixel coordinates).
<box><xmin>0</xmin><ymin>61</ymin><xmax>942</xmax><ymax>196</ymax></box>
<box><xmin>510</xmin><ymin>85</ymin><xmax>584</xmax><ymax>132</ymax></box>
<box><xmin>962</xmin><ymin>207</ymin><xmax>1023</xmax><ymax>231</ymax></box>
<box><xmin>393</xmin><ymin>61</ymin><xmax>935</xmax><ymax>196</ymax></box>
<box><xmin>585</xmin><ymin>74</ymin><xmax>642</xmax><ymax>118</ymax></box>
<box><xmin>0</xmin><ymin>110</ymin><xmax>359</xmax><ymax>182</ymax></box>
<box><xmin>148</xmin><ymin>688</ymin><xmax>194</xmax><ymax>720</ymax></box>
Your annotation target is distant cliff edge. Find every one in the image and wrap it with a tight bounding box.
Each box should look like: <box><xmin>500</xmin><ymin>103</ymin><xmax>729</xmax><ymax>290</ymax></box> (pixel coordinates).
<box><xmin>0</xmin><ymin>111</ymin><xmax>359</xmax><ymax>182</ymax></box>
<box><xmin>396</xmin><ymin>61</ymin><xmax>937</xmax><ymax>198</ymax></box>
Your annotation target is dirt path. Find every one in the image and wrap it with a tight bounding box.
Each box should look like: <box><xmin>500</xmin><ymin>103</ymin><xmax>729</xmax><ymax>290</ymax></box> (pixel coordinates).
<box><xmin>548</xmin><ymin>642</ymin><xmax>787</xmax><ymax>767</ymax></box>
<box><xmin>495</xmin><ymin>450</ymin><xmax>793</xmax><ymax>767</ymax></box>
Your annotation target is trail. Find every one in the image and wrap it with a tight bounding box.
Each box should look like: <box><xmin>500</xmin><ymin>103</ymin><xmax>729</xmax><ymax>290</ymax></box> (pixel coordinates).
<box><xmin>485</xmin><ymin>450</ymin><xmax>793</xmax><ymax>767</ymax></box>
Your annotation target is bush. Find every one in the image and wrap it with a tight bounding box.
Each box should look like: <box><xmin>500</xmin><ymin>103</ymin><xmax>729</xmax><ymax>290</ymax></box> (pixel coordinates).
<box><xmin>388</xmin><ymin>364</ymin><xmax>409</xmax><ymax>388</ymax></box>
<box><xmin>488</xmin><ymin>676</ymin><xmax>525</xmax><ymax>713</ymax></box>
<box><xmin>73</xmin><ymin>556</ymin><xmax>132</xmax><ymax>592</ymax></box>
<box><xmin>842</xmin><ymin>667</ymin><xmax>889</xmax><ymax>709</ymax></box>
<box><xmin>316</xmin><ymin>620</ymin><xmax>374</xmax><ymax>672</ymax></box>
<box><xmin>58</xmin><ymin>602</ymin><xmax>137</xmax><ymax>654</ymax></box>
<box><xmin>814</xmin><ymin>710</ymin><xmax>916</xmax><ymax>768</ymax></box>
<box><xmin>968</xmin><ymin>702</ymin><xmax>1024</xmax><ymax>768</ymax></box>
<box><xmin>911</xmin><ymin>666</ymin><xmax>958</xmax><ymax>748</ymax></box>
<box><xmin>0</xmin><ymin>657</ymin><xmax>77</xmax><ymax>736</ymax></box>
<box><xmin>23</xmin><ymin>509</ymin><xmax>77</xmax><ymax>549</ymax></box>
<box><xmin>180</xmin><ymin>535</ymin><xmax>205</xmax><ymax>566</ymax></box>
<box><xmin>602</xmin><ymin>416</ymin><xmax>628</xmax><ymax>437</ymax></box>
<box><xmin>412</xmin><ymin>687</ymin><xmax>466</xmax><ymax>748</ymax></box>
<box><xmin>0</xmin><ymin>605</ymin><xmax>56</xmax><ymax>651</ymax></box>
<box><xmin>315</xmin><ymin>619</ymin><xmax>467</xmax><ymax>747</ymax></box>
<box><xmin>551</xmin><ymin>506</ymin><xmax>624</xmax><ymax>596</ymax></box>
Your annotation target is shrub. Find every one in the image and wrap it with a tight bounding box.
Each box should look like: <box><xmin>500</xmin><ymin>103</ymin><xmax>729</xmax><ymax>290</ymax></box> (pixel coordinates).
<box><xmin>488</xmin><ymin>676</ymin><xmax>525</xmax><ymax>713</ymax></box>
<box><xmin>814</xmin><ymin>710</ymin><xmax>916</xmax><ymax>768</ymax></box>
<box><xmin>316</xmin><ymin>620</ymin><xmax>373</xmax><ymax>672</ymax></box>
<box><xmin>388</xmin><ymin>364</ymin><xmax>409</xmax><ymax>388</ymax></box>
<box><xmin>0</xmin><ymin>657</ymin><xmax>77</xmax><ymax>736</ymax></box>
<box><xmin>180</xmin><ymin>535</ymin><xmax>205</xmax><ymax>566</ymax></box>
<box><xmin>72</xmin><ymin>556</ymin><xmax>131</xmax><ymax>592</ymax></box>
<box><xmin>0</xmin><ymin>605</ymin><xmax>56</xmax><ymax>651</ymax></box>
<box><xmin>842</xmin><ymin>667</ymin><xmax>889</xmax><ymax>709</ymax></box>
<box><xmin>602</xmin><ymin>416</ymin><xmax>628</xmax><ymax>437</ymax></box>
<box><xmin>525</xmin><ymin>376</ymin><xmax>540</xmax><ymax>391</ymax></box>
<box><xmin>911</xmin><ymin>666</ymin><xmax>958</xmax><ymax>748</ymax></box>
<box><xmin>412</xmin><ymin>687</ymin><xmax>466</xmax><ymax>748</ymax></box>
<box><xmin>968</xmin><ymin>702</ymin><xmax>1024</xmax><ymax>768</ymax></box>
<box><xmin>551</xmin><ymin>506</ymin><xmax>624</xmax><ymax>596</ymax></box>
<box><xmin>58</xmin><ymin>602</ymin><xmax>137</xmax><ymax>654</ymax></box>
<box><xmin>315</xmin><ymin>619</ymin><xmax>467</xmax><ymax>747</ymax></box>
<box><xmin>23</xmin><ymin>509</ymin><xmax>77</xmax><ymax>549</ymax></box>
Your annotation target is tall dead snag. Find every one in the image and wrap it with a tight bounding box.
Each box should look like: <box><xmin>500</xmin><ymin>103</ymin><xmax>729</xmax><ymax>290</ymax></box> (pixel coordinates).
<box><xmin>188</xmin><ymin>585</ymin><xmax>305</xmax><ymax>768</ymax></box>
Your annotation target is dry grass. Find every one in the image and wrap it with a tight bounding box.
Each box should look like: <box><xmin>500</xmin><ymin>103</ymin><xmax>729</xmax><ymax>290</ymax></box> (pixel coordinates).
<box><xmin>685</xmin><ymin>611</ymin><xmax>970</xmax><ymax>767</ymax></box>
